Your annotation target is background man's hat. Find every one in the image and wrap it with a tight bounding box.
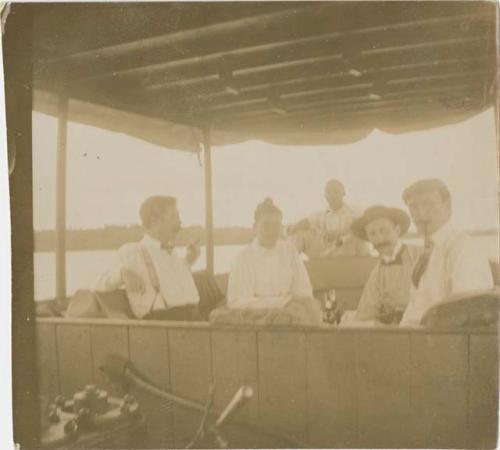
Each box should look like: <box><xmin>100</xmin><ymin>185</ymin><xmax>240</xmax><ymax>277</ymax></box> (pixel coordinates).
<box><xmin>351</xmin><ymin>205</ymin><xmax>410</xmax><ymax>241</ymax></box>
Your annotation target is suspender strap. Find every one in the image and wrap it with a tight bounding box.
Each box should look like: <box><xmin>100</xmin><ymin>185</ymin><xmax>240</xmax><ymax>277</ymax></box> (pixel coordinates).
<box><xmin>139</xmin><ymin>245</ymin><xmax>168</xmax><ymax>313</ymax></box>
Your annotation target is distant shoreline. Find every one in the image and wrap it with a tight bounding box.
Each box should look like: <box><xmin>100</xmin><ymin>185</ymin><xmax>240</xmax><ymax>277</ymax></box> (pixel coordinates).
<box><xmin>33</xmin><ymin>225</ymin><xmax>498</xmax><ymax>252</ymax></box>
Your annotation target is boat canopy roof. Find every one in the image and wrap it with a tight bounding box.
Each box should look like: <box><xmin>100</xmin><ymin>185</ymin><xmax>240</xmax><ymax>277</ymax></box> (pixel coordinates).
<box><xmin>31</xmin><ymin>2</ymin><xmax>497</xmax><ymax>152</ymax></box>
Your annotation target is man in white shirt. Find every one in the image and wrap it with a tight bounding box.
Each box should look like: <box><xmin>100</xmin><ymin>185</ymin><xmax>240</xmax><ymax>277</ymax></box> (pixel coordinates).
<box><xmin>399</xmin><ymin>179</ymin><xmax>494</xmax><ymax>326</ymax></box>
<box><xmin>351</xmin><ymin>205</ymin><xmax>421</xmax><ymax>324</ymax></box>
<box><xmin>288</xmin><ymin>179</ymin><xmax>369</xmax><ymax>257</ymax></box>
<box><xmin>95</xmin><ymin>196</ymin><xmax>201</xmax><ymax>319</ymax></box>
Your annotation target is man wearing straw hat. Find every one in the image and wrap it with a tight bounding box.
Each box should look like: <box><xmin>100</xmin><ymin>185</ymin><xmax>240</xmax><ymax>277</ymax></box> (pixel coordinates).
<box><xmin>350</xmin><ymin>205</ymin><xmax>422</xmax><ymax>324</ymax></box>
<box><xmin>399</xmin><ymin>178</ymin><xmax>494</xmax><ymax>326</ymax></box>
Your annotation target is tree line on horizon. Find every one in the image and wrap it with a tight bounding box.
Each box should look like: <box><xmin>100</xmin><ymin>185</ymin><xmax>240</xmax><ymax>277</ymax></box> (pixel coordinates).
<box><xmin>34</xmin><ymin>224</ymin><xmax>254</xmax><ymax>251</ymax></box>
<box><xmin>33</xmin><ymin>224</ymin><xmax>498</xmax><ymax>252</ymax></box>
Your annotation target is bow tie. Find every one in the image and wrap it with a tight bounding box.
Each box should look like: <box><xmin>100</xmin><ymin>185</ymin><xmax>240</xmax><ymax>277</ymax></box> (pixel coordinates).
<box><xmin>412</xmin><ymin>241</ymin><xmax>434</xmax><ymax>287</ymax></box>
<box><xmin>380</xmin><ymin>246</ymin><xmax>405</xmax><ymax>266</ymax></box>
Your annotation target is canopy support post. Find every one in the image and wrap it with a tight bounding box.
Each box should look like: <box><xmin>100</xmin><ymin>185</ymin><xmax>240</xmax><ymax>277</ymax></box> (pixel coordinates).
<box><xmin>203</xmin><ymin>127</ymin><xmax>214</xmax><ymax>275</ymax></box>
<box><xmin>55</xmin><ymin>96</ymin><xmax>68</xmax><ymax>301</ymax></box>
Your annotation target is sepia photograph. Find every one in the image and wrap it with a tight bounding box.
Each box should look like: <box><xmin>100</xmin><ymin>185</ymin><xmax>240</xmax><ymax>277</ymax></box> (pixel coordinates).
<box><xmin>3</xmin><ymin>1</ymin><xmax>500</xmax><ymax>448</ymax></box>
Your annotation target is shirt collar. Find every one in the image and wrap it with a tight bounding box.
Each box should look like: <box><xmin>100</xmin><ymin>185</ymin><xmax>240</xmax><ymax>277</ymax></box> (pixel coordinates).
<box><xmin>430</xmin><ymin>220</ymin><xmax>455</xmax><ymax>246</ymax></box>
<box><xmin>327</xmin><ymin>203</ymin><xmax>347</xmax><ymax>215</ymax></box>
<box><xmin>252</xmin><ymin>238</ymin><xmax>279</xmax><ymax>253</ymax></box>
<box><xmin>381</xmin><ymin>240</ymin><xmax>403</xmax><ymax>263</ymax></box>
<box><xmin>142</xmin><ymin>233</ymin><xmax>161</xmax><ymax>248</ymax></box>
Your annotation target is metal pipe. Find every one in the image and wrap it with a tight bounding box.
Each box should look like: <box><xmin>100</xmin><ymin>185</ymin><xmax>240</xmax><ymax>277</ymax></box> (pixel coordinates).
<box><xmin>55</xmin><ymin>96</ymin><xmax>69</xmax><ymax>302</ymax></box>
<box><xmin>203</xmin><ymin>126</ymin><xmax>214</xmax><ymax>274</ymax></box>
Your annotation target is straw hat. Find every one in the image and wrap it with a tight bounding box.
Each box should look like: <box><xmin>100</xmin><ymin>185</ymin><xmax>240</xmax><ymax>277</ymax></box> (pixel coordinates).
<box><xmin>351</xmin><ymin>205</ymin><xmax>410</xmax><ymax>241</ymax></box>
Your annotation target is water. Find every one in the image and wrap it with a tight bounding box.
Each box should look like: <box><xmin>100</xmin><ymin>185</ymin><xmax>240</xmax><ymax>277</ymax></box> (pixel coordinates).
<box><xmin>33</xmin><ymin>235</ymin><xmax>498</xmax><ymax>301</ymax></box>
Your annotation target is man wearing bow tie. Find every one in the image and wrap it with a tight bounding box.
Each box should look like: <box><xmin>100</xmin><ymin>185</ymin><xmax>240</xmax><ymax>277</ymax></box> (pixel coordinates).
<box><xmin>351</xmin><ymin>205</ymin><xmax>422</xmax><ymax>324</ymax></box>
<box><xmin>399</xmin><ymin>179</ymin><xmax>494</xmax><ymax>326</ymax></box>
<box><xmin>95</xmin><ymin>196</ymin><xmax>200</xmax><ymax>319</ymax></box>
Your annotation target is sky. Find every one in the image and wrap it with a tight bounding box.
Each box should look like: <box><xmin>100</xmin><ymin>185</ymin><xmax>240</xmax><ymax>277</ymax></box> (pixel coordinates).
<box><xmin>32</xmin><ymin>108</ymin><xmax>499</xmax><ymax>232</ymax></box>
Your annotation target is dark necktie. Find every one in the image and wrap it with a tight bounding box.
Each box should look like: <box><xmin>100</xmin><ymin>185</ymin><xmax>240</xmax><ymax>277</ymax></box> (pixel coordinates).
<box><xmin>412</xmin><ymin>241</ymin><xmax>434</xmax><ymax>288</ymax></box>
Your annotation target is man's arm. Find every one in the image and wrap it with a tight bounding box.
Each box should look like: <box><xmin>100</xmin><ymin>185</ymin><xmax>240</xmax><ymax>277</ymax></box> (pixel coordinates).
<box><xmin>94</xmin><ymin>244</ymin><xmax>145</xmax><ymax>294</ymax></box>
<box><xmin>290</xmin><ymin>245</ymin><xmax>314</xmax><ymax>299</ymax></box>
<box><xmin>94</xmin><ymin>259</ymin><xmax>124</xmax><ymax>292</ymax></box>
<box><xmin>184</xmin><ymin>238</ymin><xmax>201</xmax><ymax>268</ymax></box>
<box><xmin>288</xmin><ymin>218</ymin><xmax>311</xmax><ymax>234</ymax></box>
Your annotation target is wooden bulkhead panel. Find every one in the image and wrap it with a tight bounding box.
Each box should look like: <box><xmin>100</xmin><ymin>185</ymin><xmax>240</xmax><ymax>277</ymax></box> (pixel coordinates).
<box><xmin>36</xmin><ymin>319</ymin><xmax>498</xmax><ymax>448</ymax></box>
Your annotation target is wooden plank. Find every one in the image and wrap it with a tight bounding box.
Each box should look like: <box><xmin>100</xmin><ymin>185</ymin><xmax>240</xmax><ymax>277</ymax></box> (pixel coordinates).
<box><xmin>90</xmin><ymin>325</ymin><xmax>129</xmax><ymax>397</ymax></box>
<box><xmin>410</xmin><ymin>334</ymin><xmax>468</xmax><ymax>448</ymax></box>
<box><xmin>168</xmin><ymin>328</ymin><xmax>212</xmax><ymax>400</ymax></box>
<box><xmin>128</xmin><ymin>326</ymin><xmax>173</xmax><ymax>449</ymax></box>
<box><xmin>306</xmin><ymin>331</ymin><xmax>358</xmax><ymax>448</ymax></box>
<box><xmin>56</xmin><ymin>324</ymin><xmax>93</xmax><ymax>397</ymax></box>
<box><xmin>211</xmin><ymin>329</ymin><xmax>260</xmax><ymax>448</ymax></box>
<box><xmin>36</xmin><ymin>323</ymin><xmax>60</xmax><ymax>402</ymax></box>
<box><xmin>168</xmin><ymin>328</ymin><xmax>212</xmax><ymax>448</ymax></box>
<box><xmin>356</xmin><ymin>332</ymin><xmax>411</xmax><ymax>448</ymax></box>
<box><xmin>129</xmin><ymin>327</ymin><xmax>170</xmax><ymax>389</ymax></box>
<box><xmin>468</xmin><ymin>334</ymin><xmax>499</xmax><ymax>448</ymax></box>
<box><xmin>211</xmin><ymin>329</ymin><xmax>258</xmax><ymax>419</ymax></box>
<box><xmin>258</xmin><ymin>330</ymin><xmax>307</xmax><ymax>443</ymax></box>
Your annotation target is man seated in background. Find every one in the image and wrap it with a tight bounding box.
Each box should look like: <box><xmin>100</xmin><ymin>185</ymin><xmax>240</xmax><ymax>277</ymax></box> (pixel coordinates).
<box><xmin>210</xmin><ymin>198</ymin><xmax>322</xmax><ymax>325</ymax></box>
<box><xmin>287</xmin><ymin>179</ymin><xmax>369</xmax><ymax>258</ymax></box>
<box><xmin>399</xmin><ymin>179</ymin><xmax>494</xmax><ymax>326</ymax></box>
<box><xmin>95</xmin><ymin>195</ymin><xmax>201</xmax><ymax>320</ymax></box>
<box><xmin>349</xmin><ymin>205</ymin><xmax>422</xmax><ymax>324</ymax></box>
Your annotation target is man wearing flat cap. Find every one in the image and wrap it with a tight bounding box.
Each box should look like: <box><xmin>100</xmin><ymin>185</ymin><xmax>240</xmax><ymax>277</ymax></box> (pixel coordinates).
<box><xmin>399</xmin><ymin>178</ymin><xmax>494</xmax><ymax>326</ymax></box>
<box><xmin>351</xmin><ymin>205</ymin><xmax>422</xmax><ymax>324</ymax></box>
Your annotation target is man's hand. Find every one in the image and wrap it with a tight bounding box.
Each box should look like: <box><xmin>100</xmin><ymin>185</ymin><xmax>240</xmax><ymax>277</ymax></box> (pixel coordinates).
<box><xmin>120</xmin><ymin>267</ymin><xmax>145</xmax><ymax>295</ymax></box>
<box><xmin>287</xmin><ymin>218</ymin><xmax>310</xmax><ymax>235</ymax></box>
<box><xmin>324</xmin><ymin>230</ymin><xmax>344</xmax><ymax>244</ymax></box>
<box><xmin>378</xmin><ymin>304</ymin><xmax>404</xmax><ymax>325</ymax></box>
<box><xmin>185</xmin><ymin>238</ymin><xmax>201</xmax><ymax>267</ymax></box>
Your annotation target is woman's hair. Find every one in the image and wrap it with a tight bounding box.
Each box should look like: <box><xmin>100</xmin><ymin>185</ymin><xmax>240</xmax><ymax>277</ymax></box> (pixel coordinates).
<box><xmin>139</xmin><ymin>195</ymin><xmax>176</xmax><ymax>229</ymax></box>
<box><xmin>254</xmin><ymin>197</ymin><xmax>282</xmax><ymax>224</ymax></box>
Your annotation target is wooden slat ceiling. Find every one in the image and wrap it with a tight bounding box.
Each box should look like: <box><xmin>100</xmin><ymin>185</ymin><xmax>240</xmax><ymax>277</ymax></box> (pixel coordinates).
<box><xmin>32</xmin><ymin>2</ymin><xmax>497</xmax><ymax>145</ymax></box>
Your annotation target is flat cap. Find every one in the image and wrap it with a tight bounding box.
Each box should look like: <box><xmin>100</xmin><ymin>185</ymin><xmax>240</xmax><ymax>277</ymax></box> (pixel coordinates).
<box><xmin>402</xmin><ymin>178</ymin><xmax>450</xmax><ymax>203</ymax></box>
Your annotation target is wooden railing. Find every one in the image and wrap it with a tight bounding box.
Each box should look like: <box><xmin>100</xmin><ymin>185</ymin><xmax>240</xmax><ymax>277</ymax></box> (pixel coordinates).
<box><xmin>36</xmin><ymin>318</ymin><xmax>498</xmax><ymax>448</ymax></box>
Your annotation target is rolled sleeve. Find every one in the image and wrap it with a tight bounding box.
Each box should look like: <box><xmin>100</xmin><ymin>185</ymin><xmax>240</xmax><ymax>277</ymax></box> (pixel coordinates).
<box><xmin>290</xmin><ymin>246</ymin><xmax>314</xmax><ymax>298</ymax></box>
<box><xmin>94</xmin><ymin>244</ymin><xmax>135</xmax><ymax>292</ymax></box>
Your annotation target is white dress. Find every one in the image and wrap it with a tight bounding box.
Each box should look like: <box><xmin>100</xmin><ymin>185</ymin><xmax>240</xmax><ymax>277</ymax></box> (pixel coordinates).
<box><xmin>227</xmin><ymin>239</ymin><xmax>313</xmax><ymax>309</ymax></box>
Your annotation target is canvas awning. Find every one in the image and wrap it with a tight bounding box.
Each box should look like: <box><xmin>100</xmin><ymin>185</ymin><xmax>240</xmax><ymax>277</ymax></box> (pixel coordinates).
<box><xmin>31</xmin><ymin>2</ymin><xmax>497</xmax><ymax>151</ymax></box>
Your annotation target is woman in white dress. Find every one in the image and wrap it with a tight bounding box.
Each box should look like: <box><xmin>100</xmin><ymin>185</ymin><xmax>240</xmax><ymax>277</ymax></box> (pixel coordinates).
<box><xmin>212</xmin><ymin>198</ymin><xmax>322</xmax><ymax>325</ymax></box>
